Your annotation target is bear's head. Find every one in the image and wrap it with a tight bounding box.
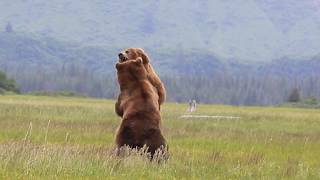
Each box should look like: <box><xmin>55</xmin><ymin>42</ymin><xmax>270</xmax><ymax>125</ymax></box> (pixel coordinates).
<box><xmin>118</xmin><ymin>48</ymin><xmax>150</xmax><ymax>64</ymax></box>
<box><xmin>116</xmin><ymin>58</ymin><xmax>148</xmax><ymax>86</ymax></box>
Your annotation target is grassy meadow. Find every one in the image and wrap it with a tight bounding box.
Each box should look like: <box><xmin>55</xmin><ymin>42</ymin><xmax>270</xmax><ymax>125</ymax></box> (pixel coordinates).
<box><xmin>0</xmin><ymin>95</ymin><xmax>320</xmax><ymax>179</ymax></box>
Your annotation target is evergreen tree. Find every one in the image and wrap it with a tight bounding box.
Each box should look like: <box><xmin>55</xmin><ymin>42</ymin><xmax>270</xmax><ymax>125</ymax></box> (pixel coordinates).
<box><xmin>5</xmin><ymin>22</ymin><xmax>13</xmax><ymax>33</ymax></box>
<box><xmin>0</xmin><ymin>71</ymin><xmax>19</xmax><ymax>93</ymax></box>
<box><xmin>288</xmin><ymin>88</ymin><xmax>300</xmax><ymax>103</ymax></box>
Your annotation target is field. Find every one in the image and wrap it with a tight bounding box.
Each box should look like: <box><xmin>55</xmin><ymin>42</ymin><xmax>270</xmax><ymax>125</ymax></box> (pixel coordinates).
<box><xmin>0</xmin><ymin>95</ymin><xmax>320</xmax><ymax>179</ymax></box>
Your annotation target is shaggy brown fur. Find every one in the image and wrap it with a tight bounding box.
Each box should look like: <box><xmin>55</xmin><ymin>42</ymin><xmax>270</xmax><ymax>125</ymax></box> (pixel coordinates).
<box><xmin>115</xmin><ymin>58</ymin><xmax>167</xmax><ymax>157</ymax></box>
<box><xmin>117</xmin><ymin>48</ymin><xmax>166</xmax><ymax>110</ymax></box>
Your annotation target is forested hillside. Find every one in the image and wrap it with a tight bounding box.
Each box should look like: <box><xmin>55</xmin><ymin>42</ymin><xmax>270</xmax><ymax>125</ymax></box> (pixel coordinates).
<box><xmin>0</xmin><ymin>0</ymin><xmax>319</xmax><ymax>62</ymax></box>
<box><xmin>1</xmin><ymin>31</ymin><xmax>319</xmax><ymax>105</ymax></box>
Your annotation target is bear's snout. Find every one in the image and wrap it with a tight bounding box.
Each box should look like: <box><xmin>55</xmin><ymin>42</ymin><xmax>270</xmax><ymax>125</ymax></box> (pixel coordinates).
<box><xmin>118</xmin><ymin>53</ymin><xmax>128</xmax><ymax>62</ymax></box>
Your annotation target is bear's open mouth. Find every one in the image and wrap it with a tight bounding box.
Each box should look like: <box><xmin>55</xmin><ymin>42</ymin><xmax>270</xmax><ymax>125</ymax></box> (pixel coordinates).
<box><xmin>119</xmin><ymin>56</ymin><xmax>128</xmax><ymax>62</ymax></box>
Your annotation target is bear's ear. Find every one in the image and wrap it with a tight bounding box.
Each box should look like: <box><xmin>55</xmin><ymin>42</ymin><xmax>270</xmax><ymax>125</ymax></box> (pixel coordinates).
<box><xmin>135</xmin><ymin>57</ymin><xmax>143</xmax><ymax>65</ymax></box>
<box><xmin>136</xmin><ymin>48</ymin><xmax>150</xmax><ymax>64</ymax></box>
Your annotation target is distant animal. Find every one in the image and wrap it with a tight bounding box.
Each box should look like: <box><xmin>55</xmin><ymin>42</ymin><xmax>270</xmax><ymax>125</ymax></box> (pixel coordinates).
<box><xmin>115</xmin><ymin>58</ymin><xmax>167</xmax><ymax>158</ymax></box>
<box><xmin>117</xmin><ymin>48</ymin><xmax>166</xmax><ymax>111</ymax></box>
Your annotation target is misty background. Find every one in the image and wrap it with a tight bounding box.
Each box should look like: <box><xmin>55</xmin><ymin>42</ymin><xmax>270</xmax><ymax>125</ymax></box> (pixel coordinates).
<box><xmin>0</xmin><ymin>0</ymin><xmax>320</xmax><ymax>105</ymax></box>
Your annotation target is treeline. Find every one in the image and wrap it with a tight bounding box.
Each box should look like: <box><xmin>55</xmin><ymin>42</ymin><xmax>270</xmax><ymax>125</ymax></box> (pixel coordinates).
<box><xmin>0</xmin><ymin>70</ymin><xmax>19</xmax><ymax>93</ymax></box>
<box><xmin>163</xmin><ymin>74</ymin><xmax>320</xmax><ymax>105</ymax></box>
<box><xmin>2</xmin><ymin>62</ymin><xmax>320</xmax><ymax>106</ymax></box>
<box><xmin>6</xmin><ymin>63</ymin><xmax>117</xmax><ymax>98</ymax></box>
<box><xmin>1</xmin><ymin>32</ymin><xmax>319</xmax><ymax>105</ymax></box>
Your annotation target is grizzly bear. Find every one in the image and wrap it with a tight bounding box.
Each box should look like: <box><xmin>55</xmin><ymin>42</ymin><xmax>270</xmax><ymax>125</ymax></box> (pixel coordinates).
<box><xmin>117</xmin><ymin>48</ymin><xmax>166</xmax><ymax>111</ymax></box>
<box><xmin>115</xmin><ymin>58</ymin><xmax>167</xmax><ymax>157</ymax></box>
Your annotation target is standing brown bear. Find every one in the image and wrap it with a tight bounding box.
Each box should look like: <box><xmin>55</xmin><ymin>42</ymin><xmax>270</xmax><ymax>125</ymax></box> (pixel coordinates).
<box><xmin>115</xmin><ymin>58</ymin><xmax>167</xmax><ymax>157</ymax></box>
<box><xmin>116</xmin><ymin>48</ymin><xmax>166</xmax><ymax>113</ymax></box>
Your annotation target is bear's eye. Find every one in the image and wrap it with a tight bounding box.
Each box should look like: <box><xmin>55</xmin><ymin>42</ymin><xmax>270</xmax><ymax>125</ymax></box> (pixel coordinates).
<box><xmin>125</xmin><ymin>50</ymin><xmax>129</xmax><ymax>54</ymax></box>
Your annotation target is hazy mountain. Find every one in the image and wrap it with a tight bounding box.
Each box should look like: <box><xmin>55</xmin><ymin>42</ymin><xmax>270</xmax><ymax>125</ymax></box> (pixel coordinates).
<box><xmin>1</xmin><ymin>32</ymin><xmax>320</xmax><ymax>105</ymax></box>
<box><xmin>0</xmin><ymin>0</ymin><xmax>319</xmax><ymax>62</ymax></box>
<box><xmin>0</xmin><ymin>1</ymin><xmax>320</xmax><ymax>105</ymax></box>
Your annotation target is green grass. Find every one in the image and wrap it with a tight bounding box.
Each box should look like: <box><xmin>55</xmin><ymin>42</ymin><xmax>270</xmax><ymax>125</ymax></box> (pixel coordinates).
<box><xmin>0</xmin><ymin>95</ymin><xmax>320</xmax><ymax>179</ymax></box>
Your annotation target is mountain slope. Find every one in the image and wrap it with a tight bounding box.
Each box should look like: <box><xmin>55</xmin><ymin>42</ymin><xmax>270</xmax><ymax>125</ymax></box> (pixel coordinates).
<box><xmin>0</xmin><ymin>0</ymin><xmax>319</xmax><ymax>62</ymax></box>
<box><xmin>1</xmin><ymin>32</ymin><xmax>320</xmax><ymax>105</ymax></box>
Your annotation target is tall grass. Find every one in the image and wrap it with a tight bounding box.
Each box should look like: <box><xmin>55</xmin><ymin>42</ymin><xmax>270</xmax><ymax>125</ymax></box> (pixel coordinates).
<box><xmin>0</xmin><ymin>95</ymin><xmax>319</xmax><ymax>179</ymax></box>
